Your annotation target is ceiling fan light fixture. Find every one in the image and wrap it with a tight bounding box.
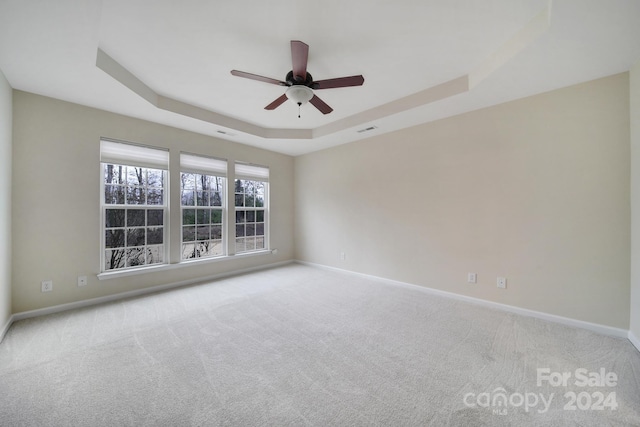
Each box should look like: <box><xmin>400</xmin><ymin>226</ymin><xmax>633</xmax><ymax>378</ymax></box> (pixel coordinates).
<box><xmin>285</xmin><ymin>85</ymin><xmax>313</xmax><ymax>106</ymax></box>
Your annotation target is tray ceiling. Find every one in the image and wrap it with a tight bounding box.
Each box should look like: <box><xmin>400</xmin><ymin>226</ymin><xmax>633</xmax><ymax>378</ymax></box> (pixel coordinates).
<box><xmin>1</xmin><ymin>0</ymin><xmax>639</xmax><ymax>155</ymax></box>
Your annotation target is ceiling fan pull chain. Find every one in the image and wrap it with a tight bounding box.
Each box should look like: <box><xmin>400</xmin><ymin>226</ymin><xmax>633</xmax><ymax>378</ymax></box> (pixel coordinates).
<box><xmin>298</xmin><ymin>102</ymin><xmax>302</xmax><ymax>118</ymax></box>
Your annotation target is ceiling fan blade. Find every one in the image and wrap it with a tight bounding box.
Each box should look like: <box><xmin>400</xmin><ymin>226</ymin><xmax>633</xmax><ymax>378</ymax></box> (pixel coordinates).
<box><xmin>231</xmin><ymin>70</ymin><xmax>288</xmax><ymax>86</ymax></box>
<box><xmin>312</xmin><ymin>75</ymin><xmax>365</xmax><ymax>90</ymax></box>
<box><xmin>291</xmin><ymin>40</ymin><xmax>309</xmax><ymax>83</ymax></box>
<box><xmin>264</xmin><ymin>94</ymin><xmax>289</xmax><ymax>110</ymax></box>
<box><xmin>309</xmin><ymin>95</ymin><xmax>333</xmax><ymax>115</ymax></box>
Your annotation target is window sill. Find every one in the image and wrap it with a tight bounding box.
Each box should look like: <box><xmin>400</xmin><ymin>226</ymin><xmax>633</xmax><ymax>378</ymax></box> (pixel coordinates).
<box><xmin>97</xmin><ymin>249</ymin><xmax>276</xmax><ymax>281</ymax></box>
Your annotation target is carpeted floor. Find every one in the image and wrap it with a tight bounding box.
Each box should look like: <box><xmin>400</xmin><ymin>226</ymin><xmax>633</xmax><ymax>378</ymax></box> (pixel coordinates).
<box><xmin>1</xmin><ymin>263</ymin><xmax>639</xmax><ymax>426</ymax></box>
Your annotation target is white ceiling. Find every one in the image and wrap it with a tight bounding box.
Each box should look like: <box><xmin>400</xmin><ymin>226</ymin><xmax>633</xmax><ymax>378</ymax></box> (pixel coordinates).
<box><xmin>1</xmin><ymin>0</ymin><xmax>639</xmax><ymax>156</ymax></box>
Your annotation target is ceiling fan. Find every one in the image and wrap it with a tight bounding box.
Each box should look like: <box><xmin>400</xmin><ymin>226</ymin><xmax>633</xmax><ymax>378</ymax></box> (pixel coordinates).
<box><xmin>231</xmin><ymin>40</ymin><xmax>364</xmax><ymax>117</ymax></box>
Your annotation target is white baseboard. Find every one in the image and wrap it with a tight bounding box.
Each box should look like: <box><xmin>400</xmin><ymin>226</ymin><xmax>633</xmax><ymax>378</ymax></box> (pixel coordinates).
<box><xmin>0</xmin><ymin>314</ymin><xmax>14</xmax><ymax>343</ymax></box>
<box><xmin>11</xmin><ymin>260</ymin><xmax>294</xmax><ymax>323</ymax></box>
<box><xmin>4</xmin><ymin>259</ymin><xmax>637</xmax><ymax>349</ymax></box>
<box><xmin>296</xmin><ymin>260</ymin><xmax>630</xmax><ymax>339</ymax></box>
<box><xmin>629</xmin><ymin>331</ymin><xmax>640</xmax><ymax>353</ymax></box>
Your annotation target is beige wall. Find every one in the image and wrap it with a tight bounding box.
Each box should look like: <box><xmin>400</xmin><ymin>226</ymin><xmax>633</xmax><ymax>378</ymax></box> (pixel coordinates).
<box><xmin>295</xmin><ymin>73</ymin><xmax>631</xmax><ymax>329</ymax></box>
<box><xmin>631</xmin><ymin>61</ymin><xmax>640</xmax><ymax>342</ymax></box>
<box><xmin>7</xmin><ymin>72</ymin><xmax>636</xmax><ymax>331</ymax></box>
<box><xmin>0</xmin><ymin>70</ymin><xmax>11</xmax><ymax>333</ymax></box>
<box><xmin>12</xmin><ymin>91</ymin><xmax>294</xmax><ymax>313</ymax></box>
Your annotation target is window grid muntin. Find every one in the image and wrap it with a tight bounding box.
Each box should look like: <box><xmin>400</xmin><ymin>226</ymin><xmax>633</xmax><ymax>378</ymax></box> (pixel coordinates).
<box><xmin>102</xmin><ymin>163</ymin><xmax>167</xmax><ymax>271</ymax></box>
<box><xmin>234</xmin><ymin>179</ymin><xmax>267</xmax><ymax>254</ymax></box>
<box><xmin>181</xmin><ymin>172</ymin><xmax>226</xmax><ymax>260</ymax></box>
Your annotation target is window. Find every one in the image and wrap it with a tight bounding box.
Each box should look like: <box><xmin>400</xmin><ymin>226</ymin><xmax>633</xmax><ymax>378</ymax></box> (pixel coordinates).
<box><xmin>180</xmin><ymin>153</ymin><xmax>227</xmax><ymax>260</ymax></box>
<box><xmin>99</xmin><ymin>140</ymin><xmax>272</xmax><ymax>275</ymax></box>
<box><xmin>100</xmin><ymin>140</ymin><xmax>169</xmax><ymax>272</ymax></box>
<box><xmin>234</xmin><ymin>163</ymin><xmax>268</xmax><ymax>254</ymax></box>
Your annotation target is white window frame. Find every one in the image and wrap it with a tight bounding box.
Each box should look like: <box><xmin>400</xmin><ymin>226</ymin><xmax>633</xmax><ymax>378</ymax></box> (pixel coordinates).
<box><xmin>234</xmin><ymin>162</ymin><xmax>269</xmax><ymax>255</ymax></box>
<box><xmin>100</xmin><ymin>139</ymin><xmax>169</xmax><ymax>273</ymax></box>
<box><xmin>180</xmin><ymin>153</ymin><xmax>228</xmax><ymax>261</ymax></box>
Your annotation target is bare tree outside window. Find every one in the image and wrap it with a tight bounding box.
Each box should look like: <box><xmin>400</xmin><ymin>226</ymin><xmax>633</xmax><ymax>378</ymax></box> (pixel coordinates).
<box><xmin>234</xmin><ymin>178</ymin><xmax>266</xmax><ymax>254</ymax></box>
<box><xmin>103</xmin><ymin>163</ymin><xmax>166</xmax><ymax>271</ymax></box>
<box><xmin>181</xmin><ymin>171</ymin><xmax>225</xmax><ymax>260</ymax></box>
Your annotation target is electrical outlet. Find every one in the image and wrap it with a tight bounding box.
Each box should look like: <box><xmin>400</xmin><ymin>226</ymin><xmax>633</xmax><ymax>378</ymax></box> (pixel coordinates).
<box><xmin>467</xmin><ymin>273</ymin><xmax>477</xmax><ymax>283</ymax></box>
<box><xmin>497</xmin><ymin>277</ymin><xmax>507</xmax><ymax>289</ymax></box>
<box><xmin>41</xmin><ymin>280</ymin><xmax>53</xmax><ymax>292</ymax></box>
<box><xmin>340</xmin><ymin>252</ymin><xmax>346</xmax><ymax>261</ymax></box>
<box><xmin>77</xmin><ymin>276</ymin><xmax>87</xmax><ymax>287</ymax></box>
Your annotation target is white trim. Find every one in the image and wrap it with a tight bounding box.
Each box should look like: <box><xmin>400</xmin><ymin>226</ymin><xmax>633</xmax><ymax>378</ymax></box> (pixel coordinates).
<box><xmin>98</xmin><ymin>249</ymin><xmax>275</xmax><ymax>280</ymax></box>
<box><xmin>97</xmin><ymin>262</ymin><xmax>175</xmax><ymax>280</ymax></box>
<box><xmin>295</xmin><ymin>260</ymin><xmax>629</xmax><ymax>339</ymax></box>
<box><xmin>0</xmin><ymin>314</ymin><xmax>15</xmax><ymax>343</ymax></box>
<box><xmin>13</xmin><ymin>260</ymin><xmax>293</xmax><ymax>322</ymax></box>
<box><xmin>629</xmin><ymin>331</ymin><xmax>640</xmax><ymax>353</ymax></box>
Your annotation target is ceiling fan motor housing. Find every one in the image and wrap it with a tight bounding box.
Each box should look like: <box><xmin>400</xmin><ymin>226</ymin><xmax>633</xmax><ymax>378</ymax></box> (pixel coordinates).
<box><xmin>286</xmin><ymin>70</ymin><xmax>314</xmax><ymax>87</ymax></box>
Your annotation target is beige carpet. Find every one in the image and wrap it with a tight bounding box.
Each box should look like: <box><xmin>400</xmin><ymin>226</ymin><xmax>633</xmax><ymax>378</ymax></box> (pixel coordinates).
<box><xmin>1</xmin><ymin>263</ymin><xmax>639</xmax><ymax>426</ymax></box>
